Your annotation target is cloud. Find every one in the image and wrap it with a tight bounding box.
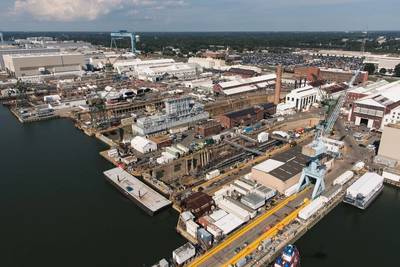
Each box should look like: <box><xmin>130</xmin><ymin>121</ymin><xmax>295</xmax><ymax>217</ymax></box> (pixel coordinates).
<box><xmin>13</xmin><ymin>0</ymin><xmax>186</xmax><ymax>21</ymax></box>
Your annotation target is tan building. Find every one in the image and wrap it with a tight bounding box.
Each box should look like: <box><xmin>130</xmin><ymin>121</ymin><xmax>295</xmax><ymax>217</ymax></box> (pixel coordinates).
<box><xmin>251</xmin><ymin>147</ymin><xmax>309</xmax><ymax>193</ymax></box>
<box><xmin>378</xmin><ymin>123</ymin><xmax>400</xmax><ymax>163</ymax></box>
<box><xmin>3</xmin><ymin>53</ymin><xmax>84</xmax><ymax>78</ymax></box>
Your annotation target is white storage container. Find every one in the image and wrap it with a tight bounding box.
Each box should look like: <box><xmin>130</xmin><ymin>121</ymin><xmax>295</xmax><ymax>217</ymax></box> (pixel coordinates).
<box><xmin>333</xmin><ymin>170</ymin><xmax>354</xmax><ymax>186</ymax></box>
<box><xmin>298</xmin><ymin>197</ymin><xmax>326</xmax><ymax>221</ymax></box>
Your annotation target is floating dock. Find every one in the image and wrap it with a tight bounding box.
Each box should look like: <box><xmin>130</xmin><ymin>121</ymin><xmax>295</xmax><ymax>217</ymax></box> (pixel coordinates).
<box><xmin>343</xmin><ymin>172</ymin><xmax>384</xmax><ymax>209</ymax></box>
<box><xmin>104</xmin><ymin>167</ymin><xmax>171</xmax><ymax>215</ymax></box>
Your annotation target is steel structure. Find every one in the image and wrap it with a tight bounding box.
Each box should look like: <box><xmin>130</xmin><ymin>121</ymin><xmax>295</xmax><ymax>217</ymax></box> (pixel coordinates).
<box><xmin>110</xmin><ymin>30</ymin><xmax>138</xmax><ymax>53</ymax></box>
<box><xmin>298</xmin><ymin>35</ymin><xmax>366</xmax><ymax>199</ymax></box>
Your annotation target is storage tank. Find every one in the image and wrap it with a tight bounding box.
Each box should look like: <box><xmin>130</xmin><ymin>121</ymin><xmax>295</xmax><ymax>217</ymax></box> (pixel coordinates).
<box><xmin>333</xmin><ymin>170</ymin><xmax>354</xmax><ymax>186</ymax></box>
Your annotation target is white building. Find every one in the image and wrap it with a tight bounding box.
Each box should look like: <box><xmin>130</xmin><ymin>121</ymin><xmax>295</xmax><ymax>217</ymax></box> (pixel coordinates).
<box><xmin>213</xmin><ymin>74</ymin><xmax>276</xmax><ymax>96</ymax></box>
<box><xmin>130</xmin><ymin>136</ymin><xmax>157</xmax><ymax>154</ymax></box>
<box><xmin>136</xmin><ymin>62</ymin><xmax>197</xmax><ymax>82</ymax></box>
<box><xmin>188</xmin><ymin>57</ymin><xmax>226</xmax><ymax>70</ymax></box>
<box><xmin>182</xmin><ymin>78</ymin><xmax>214</xmax><ymax>92</ymax></box>
<box><xmin>172</xmin><ymin>243</ymin><xmax>196</xmax><ymax>265</ymax></box>
<box><xmin>3</xmin><ymin>52</ymin><xmax>84</xmax><ymax>78</ymax></box>
<box><xmin>285</xmin><ymin>85</ymin><xmax>318</xmax><ymax>110</ymax></box>
<box><xmin>113</xmin><ymin>58</ymin><xmax>173</xmax><ymax>72</ymax></box>
<box><xmin>349</xmin><ymin>81</ymin><xmax>400</xmax><ymax>129</ymax></box>
<box><xmin>113</xmin><ymin>58</ymin><xmax>198</xmax><ymax>81</ymax></box>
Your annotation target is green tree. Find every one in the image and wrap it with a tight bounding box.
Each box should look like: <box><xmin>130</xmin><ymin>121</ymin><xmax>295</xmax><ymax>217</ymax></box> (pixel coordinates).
<box><xmin>379</xmin><ymin>68</ymin><xmax>387</xmax><ymax>75</ymax></box>
<box><xmin>364</xmin><ymin>63</ymin><xmax>376</xmax><ymax>75</ymax></box>
<box><xmin>394</xmin><ymin>64</ymin><xmax>400</xmax><ymax>77</ymax></box>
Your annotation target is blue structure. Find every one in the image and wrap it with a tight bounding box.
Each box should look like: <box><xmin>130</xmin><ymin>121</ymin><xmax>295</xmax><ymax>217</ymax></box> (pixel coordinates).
<box><xmin>110</xmin><ymin>30</ymin><xmax>138</xmax><ymax>53</ymax></box>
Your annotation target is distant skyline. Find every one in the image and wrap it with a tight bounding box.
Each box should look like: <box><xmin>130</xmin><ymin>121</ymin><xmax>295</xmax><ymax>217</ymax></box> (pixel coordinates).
<box><xmin>0</xmin><ymin>0</ymin><xmax>399</xmax><ymax>32</ymax></box>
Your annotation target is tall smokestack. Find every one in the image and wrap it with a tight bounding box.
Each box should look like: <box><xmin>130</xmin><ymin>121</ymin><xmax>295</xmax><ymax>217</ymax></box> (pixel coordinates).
<box><xmin>274</xmin><ymin>65</ymin><xmax>282</xmax><ymax>105</ymax></box>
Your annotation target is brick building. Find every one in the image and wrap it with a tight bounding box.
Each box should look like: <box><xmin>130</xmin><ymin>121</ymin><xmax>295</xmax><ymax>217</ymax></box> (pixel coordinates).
<box><xmin>294</xmin><ymin>66</ymin><xmax>368</xmax><ymax>84</ymax></box>
<box><xmin>216</xmin><ymin>103</ymin><xmax>276</xmax><ymax>128</ymax></box>
<box><xmin>348</xmin><ymin>81</ymin><xmax>400</xmax><ymax>129</ymax></box>
<box><xmin>195</xmin><ymin>120</ymin><xmax>223</xmax><ymax>137</ymax></box>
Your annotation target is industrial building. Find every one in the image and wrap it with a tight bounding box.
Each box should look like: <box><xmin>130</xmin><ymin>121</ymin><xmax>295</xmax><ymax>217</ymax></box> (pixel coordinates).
<box><xmin>183</xmin><ymin>78</ymin><xmax>214</xmax><ymax>92</ymax></box>
<box><xmin>345</xmin><ymin>80</ymin><xmax>390</xmax><ymax>107</ymax></box>
<box><xmin>173</xmin><ymin>243</ymin><xmax>196</xmax><ymax>265</ymax></box>
<box><xmin>251</xmin><ymin>147</ymin><xmax>310</xmax><ymax>193</ymax></box>
<box><xmin>195</xmin><ymin>120</ymin><xmax>222</xmax><ymax>137</ymax></box>
<box><xmin>132</xmin><ymin>96</ymin><xmax>209</xmax><ymax>135</ymax></box>
<box><xmin>131</xmin><ymin>136</ymin><xmax>157</xmax><ymax>154</ymax></box>
<box><xmin>0</xmin><ymin>48</ymin><xmax>60</xmax><ymax>69</ymax></box>
<box><xmin>213</xmin><ymin>74</ymin><xmax>276</xmax><ymax>96</ymax></box>
<box><xmin>3</xmin><ymin>53</ymin><xmax>84</xmax><ymax>78</ymax></box>
<box><xmin>188</xmin><ymin>57</ymin><xmax>226</xmax><ymax>70</ymax></box>
<box><xmin>294</xmin><ymin>66</ymin><xmax>368</xmax><ymax>84</ymax></box>
<box><xmin>114</xmin><ymin>58</ymin><xmax>198</xmax><ymax>81</ymax></box>
<box><xmin>284</xmin><ymin>85</ymin><xmax>318</xmax><ymax>110</ymax></box>
<box><xmin>348</xmin><ymin>81</ymin><xmax>400</xmax><ymax>129</ymax></box>
<box><xmin>181</xmin><ymin>192</ymin><xmax>214</xmax><ymax>218</ymax></box>
<box><xmin>216</xmin><ymin>103</ymin><xmax>276</xmax><ymax>129</ymax></box>
<box><xmin>376</xmin><ymin>123</ymin><xmax>400</xmax><ymax>165</ymax></box>
<box><xmin>136</xmin><ymin>62</ymin><xmax>198</xmax><ymax>82</ymax></box>
<box><xmin>223</xmin><ymin>65</ymin><xmax>262</xmax><ymax>78</ymax></box>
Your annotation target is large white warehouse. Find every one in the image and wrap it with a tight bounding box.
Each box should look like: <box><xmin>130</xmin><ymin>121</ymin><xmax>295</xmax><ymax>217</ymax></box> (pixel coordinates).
<box><xmin>3</xmin><ymin>52</ymin><xmax>84</xmax><ymax>78</ymax></box>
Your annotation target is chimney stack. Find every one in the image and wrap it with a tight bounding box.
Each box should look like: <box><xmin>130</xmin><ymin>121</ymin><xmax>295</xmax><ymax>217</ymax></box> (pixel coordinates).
<box><xmin>274</xmin><ymin>65</ymin><xmax>282</xmax><ymax>105</ymax></box>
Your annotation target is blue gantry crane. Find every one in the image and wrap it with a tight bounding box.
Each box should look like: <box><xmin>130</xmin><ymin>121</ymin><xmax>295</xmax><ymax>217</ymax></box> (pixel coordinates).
<box><xmin>110</xmin><ymin>30</ymin><xmax>139</xmax><ymax>54</ymax></box>
<box><xmin>298</xmin><ymin>36</ymin><xmax>366</xmax><ymax>199</ymax></box>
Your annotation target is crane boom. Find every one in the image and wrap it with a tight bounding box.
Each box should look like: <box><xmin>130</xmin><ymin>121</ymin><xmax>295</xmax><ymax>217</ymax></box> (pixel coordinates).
<box><xmin>298</xmin><ymin>33</ymin><xmax>366</xmax><ymax>199</ymax></box>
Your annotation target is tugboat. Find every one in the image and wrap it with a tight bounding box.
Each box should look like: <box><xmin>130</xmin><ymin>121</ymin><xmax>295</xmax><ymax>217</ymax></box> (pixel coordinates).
<box><xmin>274</xmin><ymin>245</ymin><xmax>300</xmax><ymax>267</ymax></box>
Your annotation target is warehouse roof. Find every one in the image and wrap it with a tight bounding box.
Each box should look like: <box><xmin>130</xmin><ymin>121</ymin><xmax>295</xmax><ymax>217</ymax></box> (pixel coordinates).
<box><xmin>214</xmin><ymin>213</ymin><xmax>244</xmax><ymax>235</ymax></box>
<box><xmin>253</xmin><ymin>159</ymin><xmax>284</xmax><ymax>173</ymax></box>
<box><xmin>253</xmin><ymin>146</ymin><xmax>310</xmax><ymax>182</ymax></box>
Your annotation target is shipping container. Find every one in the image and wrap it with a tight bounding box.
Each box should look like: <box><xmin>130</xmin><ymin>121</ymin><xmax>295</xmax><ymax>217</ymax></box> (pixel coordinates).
<box><xmin>298</xmin><ymin>196</ymin><xmax>326</xmax><ymax>221</ymax></box>
<box><xmin>206</xmin><ymin>169</ymin><xmax>220</xmax><ymax>180</ymax></box>
<box><xmin>284</xmin><ymin>183</ymin><xmax>299</xmax><ymax>197</ymax></box>
<box><xmin>333</xmin><ymin>170</ymin><xmax>354</xmax><ymax>186</ymax></box>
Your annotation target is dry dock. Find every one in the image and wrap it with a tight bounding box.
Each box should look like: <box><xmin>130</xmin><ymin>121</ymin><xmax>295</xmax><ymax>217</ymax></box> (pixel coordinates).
<box><xmin>104</xmin><ymin>167</ymin><xmax>171</xmax><ymax>215</ymax></box>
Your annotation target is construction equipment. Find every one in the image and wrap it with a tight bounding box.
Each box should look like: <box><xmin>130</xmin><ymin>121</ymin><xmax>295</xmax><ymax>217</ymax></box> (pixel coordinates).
<box><xmin>110</xmin><ymin>30</ymin><xmax>139</xmax><ymax>54</ymax></box>
<box><xmin>86</xmin><ymin>91</ymin><xmax>108</xmax><ymax>128</ymax></box>
<box><xmin>298</xmin><ymin>34</ymin><xmax>367</xmax><ymax>199</ymax></box>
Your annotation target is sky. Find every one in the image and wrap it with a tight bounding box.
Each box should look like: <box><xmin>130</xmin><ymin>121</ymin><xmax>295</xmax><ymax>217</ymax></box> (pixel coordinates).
<box><xmin>0</xmin><ymin>0</ymin><xmax>399</xmax><ymax>32</ymax></box>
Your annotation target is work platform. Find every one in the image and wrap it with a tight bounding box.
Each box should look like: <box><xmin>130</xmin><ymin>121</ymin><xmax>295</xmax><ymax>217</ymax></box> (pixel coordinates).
<box><xmin>104</xmin><ymin>167</ymin><xmax>171</xmax><ymax>215</ymax></box>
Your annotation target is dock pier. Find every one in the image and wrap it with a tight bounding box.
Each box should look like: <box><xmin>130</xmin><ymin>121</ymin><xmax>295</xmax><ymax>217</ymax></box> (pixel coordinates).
<box><xmin>104</xmin><ymin>167</ymin><xmax>171</xmax><ymax>215</ymax></box>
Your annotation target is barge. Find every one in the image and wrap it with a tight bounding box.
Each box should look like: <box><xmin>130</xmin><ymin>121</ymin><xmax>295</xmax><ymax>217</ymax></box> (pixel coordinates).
<box><xmin>104</xmin><ymin>167</ymin><xmax>171</xmax><ymax>215</ymax></box>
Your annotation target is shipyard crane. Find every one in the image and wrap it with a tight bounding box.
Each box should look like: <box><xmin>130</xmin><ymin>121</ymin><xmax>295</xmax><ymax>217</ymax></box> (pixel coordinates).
<box><xmin>110</xmin><ymin>30</ymin><xmax>139</xmax><ymax>54</ymax></box>
<box><xmin>297</xmin><ymin>35</ymin><xmax>367</xmax><ymax>199</ymax></box>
